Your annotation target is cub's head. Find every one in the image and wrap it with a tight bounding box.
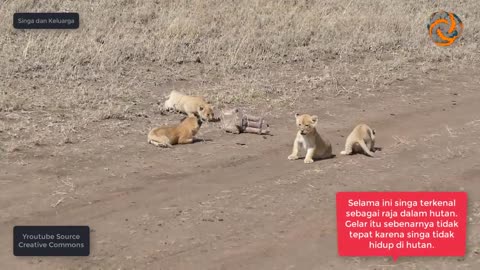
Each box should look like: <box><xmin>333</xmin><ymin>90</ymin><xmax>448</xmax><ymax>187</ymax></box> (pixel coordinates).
<box><xmin>197</xmin><ymin>104</ymin><xmax>215</xmax><ymax>122</ymax></box>
<box><xmin>295</xmin><ymin>113</ymin><xmax>318</xmax><ymax>135</ymax></box>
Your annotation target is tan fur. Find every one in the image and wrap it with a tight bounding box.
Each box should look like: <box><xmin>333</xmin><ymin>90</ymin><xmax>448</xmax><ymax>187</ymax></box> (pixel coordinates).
<box><xmin>288</xmin><ymin>113</ymin><xmax>333</xmax><ymax>164</ymax></box>
<box><xmin>164</xmin><ymin>90</ymin><xmax>215</xmax><ymax>122</ymax></box>
<box><xmin>148</xmin><ymin>116</ymin><xmax>202</xmax><ymax>148</ymax></box>
<box><xmin>340</xmin><ymin>123</ymin><xmax>376</xmax><ymax>157</ymax></box>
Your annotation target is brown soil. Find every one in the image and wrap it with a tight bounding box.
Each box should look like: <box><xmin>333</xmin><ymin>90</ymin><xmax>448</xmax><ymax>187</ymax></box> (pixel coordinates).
<box><xmin>1</xmin><ymin>68</ymin><xmax>480</xmax><ymax>270</ymax></box>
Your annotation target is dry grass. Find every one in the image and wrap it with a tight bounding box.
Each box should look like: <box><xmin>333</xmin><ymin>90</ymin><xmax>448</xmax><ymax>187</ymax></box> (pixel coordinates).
<box><xmin>1</xmin><ymin>0</ymin><xmax>479</xmax><ymax>152</ymax></box>
<box><xmin>2</xmin><ymin>0</ymin><xmax>478</xmax><ymax>73</ymax></box>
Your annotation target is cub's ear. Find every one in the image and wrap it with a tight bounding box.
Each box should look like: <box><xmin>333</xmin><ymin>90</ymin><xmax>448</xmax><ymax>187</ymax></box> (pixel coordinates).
<box><xmin>199</xmin><ymin>106</ymin><xmax>204</xmax><ymax>111</ymax></box>
<box><xmin>295</xmin><ymin>113</ymin><xmax>300</xmax><ymax>118</ymax></box>
<box><xmin>372</xmin><ymin>128</ymin><xmax>376</xmax><ymax>135</ymax></box>
<box><xmin>311</xmin><ymin>115</ymin><xmax>318</xmax><ymax>124</ymax></box>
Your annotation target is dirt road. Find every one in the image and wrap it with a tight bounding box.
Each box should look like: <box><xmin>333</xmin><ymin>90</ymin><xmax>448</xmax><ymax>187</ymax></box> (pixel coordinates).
<box><xmin>1</xmin><ymin>69</ymin><xmax>480</xmax><ymax>270</ymax></box>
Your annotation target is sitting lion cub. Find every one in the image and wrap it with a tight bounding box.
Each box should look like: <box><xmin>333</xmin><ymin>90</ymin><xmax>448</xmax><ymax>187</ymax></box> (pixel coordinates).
<box><xmin>148</xmin><ymin>116</ymin><xmax>202</xmax><ymax>148</ymax></box>
<box><xmin>340</xmin><ymin>123</ymin><xmax>376</xmax><ymax>157</ymax></box>
<box><xmin>288</xmin><ymin>113</ymin><xmax>333</xmax><ymax>163</ymax></box>
<box><xmin>164</xmin><ymin>90</ymin><xmax>215</xmax><ymax>122</ymax></box>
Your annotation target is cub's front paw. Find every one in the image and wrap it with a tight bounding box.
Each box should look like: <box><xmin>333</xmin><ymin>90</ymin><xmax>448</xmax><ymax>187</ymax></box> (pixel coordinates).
<box><xmin>304</xmin><ymin>158</ymin><xmax>314</xmax><ymax>164</ymax></box>
<box><xmin>288</xmin><ymin>155</ymin><xmax>299</xmax><ymax>160</ymax></box>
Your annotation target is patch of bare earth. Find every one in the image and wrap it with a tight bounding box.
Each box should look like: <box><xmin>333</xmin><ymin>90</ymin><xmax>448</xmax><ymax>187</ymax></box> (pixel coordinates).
<box><xmin>1</xmin><ymin>65</ymin><xmax>479</xmax><ymax>269</ymax></box>
<box><xmin>1</xmin><ymin>0</ymin><xmax>480</xmax><ymax>269</ymax></box>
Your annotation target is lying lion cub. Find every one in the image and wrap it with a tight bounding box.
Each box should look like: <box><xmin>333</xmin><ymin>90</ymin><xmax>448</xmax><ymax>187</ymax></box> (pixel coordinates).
<box><xmin>164</xmin><ymin>90</ymin><xmax>215</xmax><ymax>122</ymax></box>
<box><xmin>288</xmin><ymin>113</ymin><xmax>333</xmax><ymax>163</ymax></box>
<box><xmin>340</xmin><ymin>123</ymin><xmax>376</xmax><ymax>157</ymax></box>
<box><xmin>148</xmin><ymin>116</ymin><xmax>202</xmax><ymax>148</ymax></box>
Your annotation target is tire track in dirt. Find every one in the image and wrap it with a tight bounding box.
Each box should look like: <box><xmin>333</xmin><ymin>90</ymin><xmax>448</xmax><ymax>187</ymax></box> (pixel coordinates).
<box><xmin>3</xmin><ymin>86</ymin><xmax>477</xmax><ymax>227</ymax></box>
<box><xmin>153</xmin><ymin>87</ymin><xmax>480</xmax><ymax>270</ymax></box>
<box><xmin>1</xmin><ymin>72</ymin><xmax>480</xmax><ymax>269</ymax></box>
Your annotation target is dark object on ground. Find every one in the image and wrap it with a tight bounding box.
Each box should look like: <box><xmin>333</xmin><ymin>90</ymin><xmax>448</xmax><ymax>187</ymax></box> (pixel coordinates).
<box><xmin>221</xmin><ymin>108</ymin><xmax>270</xmax><ymax>135</ymax></box>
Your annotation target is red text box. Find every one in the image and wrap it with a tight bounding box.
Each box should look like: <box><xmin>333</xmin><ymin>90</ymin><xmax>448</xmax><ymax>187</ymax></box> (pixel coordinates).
<box><xmin>336</xmin><ymin>192</ymin><xmax>467</xmax><ymax>261</ymax></box>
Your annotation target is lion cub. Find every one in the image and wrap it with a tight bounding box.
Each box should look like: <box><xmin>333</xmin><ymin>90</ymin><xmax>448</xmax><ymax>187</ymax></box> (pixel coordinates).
<box><xmin>288</xmin><ymin>113</ymin><xmax>333</xmax><ymax>164</ymax></box>
<box><xmin>164</xmin><ymin>90</ymin><xmax>215</xmax><ymax>122</ymax></box>
<box><xmin>340</xmin><ymin>123</ymin><xmax>376</xmax><ymax>157</ymax></box>
<box><xmin>148</xmin><ymin>116</ymin><xmax>202</xmax><ymax>148</ymax></box>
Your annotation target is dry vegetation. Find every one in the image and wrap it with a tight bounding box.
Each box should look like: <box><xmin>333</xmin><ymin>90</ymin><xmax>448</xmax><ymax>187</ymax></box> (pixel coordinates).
<box><xmin>0</xmin><ymin>0</ymin><xmax>479</xmax><ymax>154</ymax></box>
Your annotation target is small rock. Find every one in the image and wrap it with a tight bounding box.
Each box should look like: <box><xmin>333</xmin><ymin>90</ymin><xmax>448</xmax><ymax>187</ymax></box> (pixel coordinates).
<box><xmin>202</xmin><ymin>218</ymin><xmax>215</xmax><ymax>222</ymax></box>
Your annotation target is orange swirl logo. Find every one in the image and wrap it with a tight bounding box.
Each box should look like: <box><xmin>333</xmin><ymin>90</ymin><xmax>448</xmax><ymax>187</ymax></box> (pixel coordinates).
<box><xmin>428</xmin><ymin>11</ymin><xmax>464</xmax><ymax>47</ymax></box>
